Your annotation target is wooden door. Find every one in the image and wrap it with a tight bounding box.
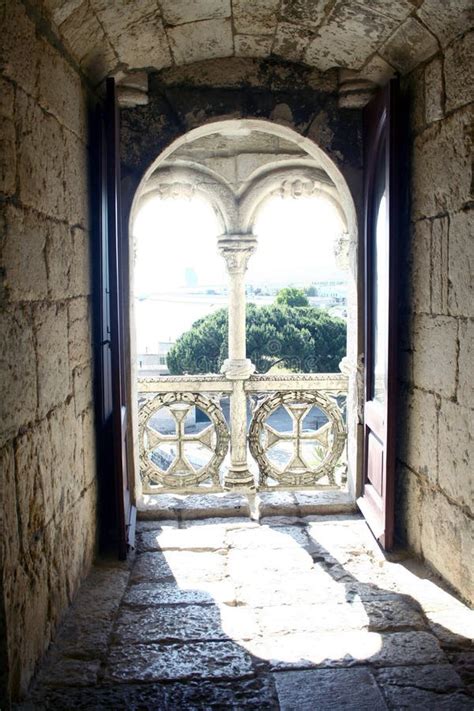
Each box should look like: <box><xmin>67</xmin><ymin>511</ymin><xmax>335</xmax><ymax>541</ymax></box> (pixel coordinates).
<box><xmin>357</xmin><ymin>80</ymin><xmax>400</xmax><ymax>550</ymax></box>
<box><xmin>93</xmin><ymin>78</ymin><xmax>135</xmax><ymax>559</ymax></box>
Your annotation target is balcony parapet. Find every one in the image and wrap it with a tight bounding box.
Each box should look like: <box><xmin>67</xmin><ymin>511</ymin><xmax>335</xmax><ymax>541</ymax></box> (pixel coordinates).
<box><xmin>137</xmin><ymin>372</ymin><xmax>348</xmax><ymax>495</ymax></box>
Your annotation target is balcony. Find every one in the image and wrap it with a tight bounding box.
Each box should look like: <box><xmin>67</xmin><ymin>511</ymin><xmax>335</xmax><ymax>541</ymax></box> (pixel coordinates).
<box><xmin>138</xmin><ymin>371</ymin><xmax>348</xmax><ymax>495</ymax></box>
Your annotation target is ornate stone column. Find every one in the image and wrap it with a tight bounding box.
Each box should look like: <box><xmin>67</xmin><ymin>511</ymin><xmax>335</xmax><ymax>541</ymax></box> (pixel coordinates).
<box><xmin>218</xmin><ymin>233</ymin><xmax>257</xmax><ymax>489</ymax></box>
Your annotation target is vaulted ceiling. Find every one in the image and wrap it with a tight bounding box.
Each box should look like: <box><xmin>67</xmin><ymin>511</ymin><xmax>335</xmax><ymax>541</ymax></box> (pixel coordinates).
<box><xmin>43</xmin><ymin>0</ymin><xmax>471</xmax><ymax>85</ymax></box>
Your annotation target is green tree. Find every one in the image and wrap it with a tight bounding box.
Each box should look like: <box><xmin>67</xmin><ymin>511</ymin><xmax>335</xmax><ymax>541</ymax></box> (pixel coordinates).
<box><xmin>275</xmin><ymin>287</ymin><xmax>309</xmax><ymax>307</ymax></box>
<box><xmin>166</xmin><ymin>302</ymin><xmax>346</xmax><ymax>375</ymax></box>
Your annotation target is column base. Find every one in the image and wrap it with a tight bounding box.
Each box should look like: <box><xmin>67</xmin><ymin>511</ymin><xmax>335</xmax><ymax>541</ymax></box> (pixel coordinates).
<box><xmin>224</xmin><ymin>464</ymin><xmax>256</xmax><ymax>490</ymax></box>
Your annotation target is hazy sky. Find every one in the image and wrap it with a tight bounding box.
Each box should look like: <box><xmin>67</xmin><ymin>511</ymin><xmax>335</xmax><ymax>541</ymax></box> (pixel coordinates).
<box><xmin>133</xmin><ymin>193</ymin><xmax>346</xmax><ymax>295</ymax></box>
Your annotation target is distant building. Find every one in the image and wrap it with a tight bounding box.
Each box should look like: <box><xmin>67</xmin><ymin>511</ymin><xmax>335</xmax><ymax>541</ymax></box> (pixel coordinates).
<box><xmin>138</xmin><ymin>341</ymin><xmax>174</xmax><ymax>376</ymax></box>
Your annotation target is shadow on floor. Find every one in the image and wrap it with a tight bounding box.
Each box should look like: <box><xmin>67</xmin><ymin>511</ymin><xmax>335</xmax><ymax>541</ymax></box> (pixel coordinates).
<box><xmin>16</xmin><ymin>515</ymin><xmax>474</xmax><ymax>710</ymax></box>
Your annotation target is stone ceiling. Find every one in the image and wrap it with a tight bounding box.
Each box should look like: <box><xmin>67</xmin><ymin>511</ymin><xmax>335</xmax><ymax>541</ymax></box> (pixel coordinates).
<box><xmin>43</xmin><ymin>0</ymin><xmax>472</xmax><ymax>86</ymax></box>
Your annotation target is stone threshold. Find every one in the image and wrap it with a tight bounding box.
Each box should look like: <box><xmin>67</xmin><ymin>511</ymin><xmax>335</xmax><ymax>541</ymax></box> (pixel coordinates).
<box><xmin>137</xmin><ymin>490</ymin><xmax>356</xmax><ymax>521</ymax></box>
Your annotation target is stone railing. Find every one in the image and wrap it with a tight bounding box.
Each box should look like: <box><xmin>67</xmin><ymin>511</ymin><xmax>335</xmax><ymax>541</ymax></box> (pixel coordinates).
<box><xmin>138</xmin><ymin>372</ymin><xmax>348</xmax><ymax>494</ymax></box>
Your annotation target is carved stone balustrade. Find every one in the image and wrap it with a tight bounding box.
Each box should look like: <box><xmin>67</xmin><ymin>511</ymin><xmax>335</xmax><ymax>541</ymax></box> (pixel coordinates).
<box><xmin>137</xmin><ymin>372</ymin><xmax>348</xmax><ymax>494</ymax></box>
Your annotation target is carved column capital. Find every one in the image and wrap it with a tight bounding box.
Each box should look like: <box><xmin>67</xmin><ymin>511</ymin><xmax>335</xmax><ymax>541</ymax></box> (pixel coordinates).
<box><xmin>217</xmin><ymin>233</ymin><xmax>257</xmax><ymax>274</ymax></box>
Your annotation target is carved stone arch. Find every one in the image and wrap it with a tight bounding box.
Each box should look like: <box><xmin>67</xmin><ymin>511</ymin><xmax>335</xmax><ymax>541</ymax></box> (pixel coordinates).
<box><xmin>238</xmin><ymin>164</ymin><xmax>348</xmax><ymax>234</ymax></box>
<box><xmin>136</xmin><ymin>163</ymin><xmax>238</xmax><ymax>234</ymax></box>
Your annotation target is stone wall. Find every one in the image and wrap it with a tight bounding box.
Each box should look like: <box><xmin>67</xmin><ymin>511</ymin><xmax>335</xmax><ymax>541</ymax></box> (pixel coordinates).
<box><xmin>0</xmin><ymin>0</ymin><xmax>96</xmax><ymax>700</ymax></box>
<box><xmin>397</xmin><ymin>30</ymin><xmax>473</xmax><ymax>604</ymax></box>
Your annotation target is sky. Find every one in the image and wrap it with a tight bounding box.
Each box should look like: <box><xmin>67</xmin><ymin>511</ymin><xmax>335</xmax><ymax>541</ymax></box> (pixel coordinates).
<box><xmin>133</xmin><ymin>193</ymin><xmax>347</xmax><ymax>296</ymax></box>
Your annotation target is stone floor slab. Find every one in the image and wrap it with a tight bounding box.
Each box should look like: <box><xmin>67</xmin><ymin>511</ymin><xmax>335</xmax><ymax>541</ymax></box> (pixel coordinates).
<box><xmin>163</xmin><ymin>675</ymin><xmax>279</xmax><ymax>709</ymax></box>
<box><xmin>274</xmin><ymin>667</ymin><xmax>388</xmax><ymax>710</ymax></box>
<box><xmin>137</xmin><ymin>523</ymin><xmax>228</xmax><ymax>552</ymax></box>
<box><xmin>245</xmin><ymin>630</ymin><xmax>445</xmax><ymax>670</ymax></box>
<box><xmin>138</xmin><ymin>493</ymin><xmax>250</xmax><ymax>520</ymax></box>
<box><xmin>227</xmin><ymin>524</ymin><xmax>310</xmax><ymax>549</ymax></box>
<box><xmin>123</xmin><ymin>580</ymin><xmax>236</xmax><ymax>607</ymax></box>
<box><xmin>113</xmin><ymin>604</ymin><xmax>258</xmax><ymax>644</ymax></box>
<box><xmin>131</xmin><ymin>550</ymin><xmax>227</xmax><ymax>584</ymax></box>
<box><xmin>105</xmin><ymin>640</ymin><xmax>255</xmax><ymax>682</ymax></box>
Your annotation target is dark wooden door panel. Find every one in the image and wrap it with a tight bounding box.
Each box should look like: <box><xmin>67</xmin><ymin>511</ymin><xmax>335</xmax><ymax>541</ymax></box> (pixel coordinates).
<box><xmin>358</xmin><ymin>79</ymin><xmax>400</xmax><ymax>551</ymax></box>
<box><xmin>93</xmin><ymin>79</ymin><xmax>135</xmax><ymax>559</ymax></box>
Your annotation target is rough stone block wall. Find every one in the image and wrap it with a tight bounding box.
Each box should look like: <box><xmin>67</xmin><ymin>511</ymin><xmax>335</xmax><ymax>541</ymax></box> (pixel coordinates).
<box><xmin>0</xmin><ymin>0</ymin><xmax>96</xmax><ymax>699</ymax></box>
<box><xmin>397</xmin><ymin>30</ymin><xmax>473</xmax><ymax>604</ymax></box>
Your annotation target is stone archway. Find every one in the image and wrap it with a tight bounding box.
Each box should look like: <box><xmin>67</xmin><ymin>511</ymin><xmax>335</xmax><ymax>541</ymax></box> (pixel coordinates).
<box><xmin>128</xmin><ymin>119</ymin><xmax>361</xmax><ymax>505</ymax></box>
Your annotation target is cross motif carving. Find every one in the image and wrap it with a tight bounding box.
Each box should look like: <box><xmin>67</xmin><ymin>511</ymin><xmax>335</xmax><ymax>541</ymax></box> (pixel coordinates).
<box><xmin>263</xmin><ymin>403</ymin><xmax>331</xmax><ymax>473</ymax></box>
<box><xmin>146</xmin><ymin>403</ymin><xmax>215</xmax><ymax>475</ymax></box>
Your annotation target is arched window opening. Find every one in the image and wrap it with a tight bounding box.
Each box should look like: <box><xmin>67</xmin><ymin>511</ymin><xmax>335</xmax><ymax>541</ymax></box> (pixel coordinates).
<box><xmin>133</xmin><ymin>193</ymin><xmax>224</xmax><ymax>376</ymax></box>
<box><xmin>129</xmin><ymin>121</ymin><xmax>358</xmax><ymax>502</ymax></box>
<box><xmin>247</xmin><ymin>193</ymin><xmax>347</xmax><ymax>375</ymax></box>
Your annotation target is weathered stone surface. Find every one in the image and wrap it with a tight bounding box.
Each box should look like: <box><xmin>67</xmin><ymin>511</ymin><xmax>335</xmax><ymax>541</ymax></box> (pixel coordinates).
<box><xmin>305</xmin><ymin>4</ymin><xmax>398</xmax><ymax>71</ymax></box>
<box><xmin>38</xmin><ymin>38</ymin><xmax>87</xmax><ymax>138</ymax></box>
<box><xmin>105</xmin><ymin>640</ymin><xmax>254</xmax><ymax>681</ymax></box>
<box><xmin>235</xmin><ymin>571</ymin><xmax>347</xmax><ymax>608</ymax></box>
<box><xmin>68</xmin><ymin>298</ymin><xmax>91</xmax><ymax>369</ymax></box>
<box><xmin>113</xmin><ymin>603</ymin><xmax>257</xmax><ymax>644</ymax></box>
<box><xmin>359</xmin><ymin>54</ymin><xmax>395</xmax><ymax>86</ymax></box>
<box><xmin>2</xmin><ymin>205</ymin><xmax>49</xmax><ymax>301</ymax></box>
<box><xmin>59</xmin><ymin>2</ymin><xmax>117</xmax><ymax>84</ymax></box>
<box><xmin>63</xmin><ymin>129</ymin><xmax>89</xmax><ymax>227</ymax></box>
<box><xmin>0</xmin><ymin>115</ymin><xmax>16</xmax><ymax>196</ymax></box>
<box><xmin>124</xmin><ymin>580</ymin><xmax>236</xmax><ymax>607</ymax></box>
<box><xmin>412</xmin><ymin>108</ymin><xmax>472</xmax><ymax>219</ymax></box>
<box><xmin>163</xmin><ymin>676</ymin><xmax>278</xmax><ymax>709</ymax></box>
<box><xmin>421</xmin><ymin>490</ymin><xmax>474</xmax><ymax>605</ymax></box>
<box><xmin>34</xmin><ymin>303</ymin><xmax>70</xmax><ymax>417</ymax></box>
<box><xmin>280</xmin><ymin>0</ymin><xmax>332</xmax><ymax>28</ymax></box>
<box><xmin>27</xmin><ymin>677</ymin><xmax>278</xmax><ymax>710</ymax></box>
<box><xmin>417</xmin><ymin>0</ymin><xmax>472</xmax><ymax>48</ymax></box>
<box><xmin>69</xmin><ymin>227</ymin><xmax>91</xmax><ymax>297</ymax></box>
<box><xmin>400</xmin><ymin>387</ymin><xmax>438</xmax><ymax>481</ymax></box>
<box><xmin>234</xmin><ymin>35</ymin><xmax>273</xmax><ymax>59</ymax></box>
<box><xmin>409</xmin><ymin>219</ymin><xmax>431</xmax><ymax>313</ymax></box>
<box><xmin>131</xmin><ymin>550</ymin><xmax>227</xmax><ymax>584</ymax></box>
<box><xmin>136</xmin><ymin>523</ymin><xmax>227</xmax><ymax>552</ymax></box>
<box><xmin>380</xmin><ymin>17</ymin><xmax>438</xmax><ymax>75</ymax></box>
<box><xmin>376</xmin><ymin>662</ymin><xmax>474</xmax><ymax>707</ymax></box>
<box><xmin>411</xmin><ymin>315</ymin><xmax>457</xmax><ymax>398</ymax></box>
<box><xmin>160</xmin><ymin>0</ymin><xmax>231</xmax><ymax>26</ymax></box>
<box><xmin>430</xmin><ymin>215</ymin><xmax>449</xmax><ymax>315</ymax></box>
<box><xmin>233</xmin><ymin>0</ymin><xmax>279</xmax><ymax>36</ymax></box>
<box><xmin>424</xmin><ymin>57</ymin><xmax>444</xmax><ymax>124</ymax></box>
<box><xmin>437</xmin><ymin>400</ymin><xmax>473</xmax><ymax>509</ymax></box>
<box><xmin>457</xmin><ymin>319</ymin><xmax>474</xmax><ymax>409</ymax></box>
<box><xmin>36</xmin><ymin>658</ymin><xmax>101</xmax><ymax>688</ymax></box>
<box><xmin>16</xmin><ymin>92</ymin><xmax>65</xmax><ymax>221</ymax></box>
<box><xmin>428</xmin><ymin>608</ymin><xmax>474</xmax><ymax>648</ymax></box>
<box><xmin>72</xmin><ymin>363</ymin><xmax>93</xmax><ymax>416</ymax></box>
<box><xmin>168</xmin><ymin>19</ymin><xmax>233</xmax><ymax>65</ymax></box>
<box><xmin>93</xmin><ymin>0</ymin><xmax>172</xmax><ymax>70</ymax></box>
<box><xmin>0</xmin><ymin>307</ymin><xmax>37</xmax><ymax>447</ymax></box>
<box><xmin>249</xmin><ymin>630</ymin><xmax>445</xmax><ymax>669</ymax></box>
<box><xmin>274</xmin><ymin>667</ymin><xmax>388</xmax><ymax>711</ymax></box>
<box><xmin>139</xmin><ymin>492</ymin><xmax>250</xmax><ymax>519</ymax></box>
<box><xmin>444</xmin><ymin>32</ymin><xmax>474</xmax><ymax>113</ymax></box>
<box><xmin>448</xmin><ymin>210</ymin><xmax>474</xmax><ymax>317</ymax></box>
<box><xmin>227</xmin><ymin>523</ymin><xmax>309</xmax><ymax>549</ymax></box>
<box><xmin>42</xmin><ymin>0</ymin><xmax>84</xmax><ymax>26</ymax></box>
<box><xmin>228</xmin><ymin>547</ymin><xmax>313</xmax><ymax>582</ymax></box>
<box><xmin>273</xmin><ymin>22</ymin><xmax>313</xmax><ymax>63</ymax></box>
<box><xmin>1</xmin><ymin>0</ymin><xmax>39</xmax><ymax>96</ymax></box>
<box><xmin>48</xmin><ymin>399</ymin><xmax>84</xmax><ymax>513</ymax></box>
<box><xmin>258</xmin><ymin>602</ymin><xmax>369</xmax><ymax>636</ymax></box>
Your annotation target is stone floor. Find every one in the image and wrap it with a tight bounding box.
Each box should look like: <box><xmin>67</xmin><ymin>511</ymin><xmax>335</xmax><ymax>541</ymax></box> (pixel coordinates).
<box><xmin>19</xmin><ymin>514</ymin><xmax>474</xmax><ymax>710</ymax></box>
